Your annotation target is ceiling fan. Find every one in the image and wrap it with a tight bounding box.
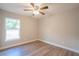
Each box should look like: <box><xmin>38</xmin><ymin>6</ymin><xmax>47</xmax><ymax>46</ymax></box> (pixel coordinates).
<box><xmin>24</xmin><ymin>3</ymin><xmax>48</xmax><ymax>16</ymax></box>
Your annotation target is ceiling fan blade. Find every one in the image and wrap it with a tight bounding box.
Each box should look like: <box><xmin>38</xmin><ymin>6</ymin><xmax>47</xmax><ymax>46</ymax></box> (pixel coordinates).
<box><xmin>39</xmin><ymin>11</ymin><xmax>45</xmax><ymax>15</ymax></box>
<box><xmin>24</xmin><ymin>9</ymin><xmax>33</xmax><ymax>11</ymax></box>
<box><xmin>40</xmin><ymin>6</ymin><xmax>48</xmax><ymax>10</ymax></box>
<box><xmin>30</xmin><ymin>3</ymin><xmax>34</xmax><ymax>8</ymax></box>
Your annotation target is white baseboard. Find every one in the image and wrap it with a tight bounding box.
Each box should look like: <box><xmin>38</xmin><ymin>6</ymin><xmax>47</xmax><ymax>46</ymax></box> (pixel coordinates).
<box><xmin>0</xmin><ymin>39</ymin><xmax>38</xmax><ymax>50</ymax></box>
<box><xmin>39</xmin><ymin>39</ymin><xmax>79</xmax><ymax>54</ymax></box>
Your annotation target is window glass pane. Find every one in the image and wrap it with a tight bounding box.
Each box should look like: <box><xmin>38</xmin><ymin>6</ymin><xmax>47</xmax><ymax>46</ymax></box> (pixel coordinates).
<box><xmin>5</xmin><ymin>18</ymin><xmax>20</xmax><ymax>41</ymax></box>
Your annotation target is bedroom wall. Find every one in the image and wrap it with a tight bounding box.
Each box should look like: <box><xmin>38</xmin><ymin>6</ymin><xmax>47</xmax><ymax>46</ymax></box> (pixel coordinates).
<box><xmin>0</xmin><ymin>10</ymin><xmax>3</xmax><ymax>47</ymax></box>
<box><xmin>39</xmin><ymin>8</ymin><xmax>79</xmax><ymax>51</ymax></box>
<box><xmin>0</xmin><ymin>9</ymin><xmax>37</xmax><ymax>48</ymax></box>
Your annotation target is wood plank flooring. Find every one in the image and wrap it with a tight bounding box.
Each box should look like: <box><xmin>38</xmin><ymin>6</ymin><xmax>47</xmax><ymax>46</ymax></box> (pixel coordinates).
<box><xmin>0</xmin><ymin>40</ymin><xmax>79</xmax><ymax>56</ymax></box>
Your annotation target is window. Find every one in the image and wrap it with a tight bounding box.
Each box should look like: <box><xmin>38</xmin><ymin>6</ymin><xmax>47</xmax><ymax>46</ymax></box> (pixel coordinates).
<box><xmin>5</xmin><ymin>17</ymin><xmax>20</xmax><ymax>41</ymax></box>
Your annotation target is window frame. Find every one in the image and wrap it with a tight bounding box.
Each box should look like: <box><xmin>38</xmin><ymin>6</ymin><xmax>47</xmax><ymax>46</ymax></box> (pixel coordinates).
<box><xmin>5</xmin><ymin>17</ymin><xmax>21</xmax><ymax>41</ymax></box>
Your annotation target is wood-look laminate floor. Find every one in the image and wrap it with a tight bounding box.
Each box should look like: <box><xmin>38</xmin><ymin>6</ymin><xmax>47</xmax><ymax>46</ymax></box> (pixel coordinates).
<box><xmin>0</xmin><ymin>40</ymin><xmax>79</xmax><ymax>56</ymax></box>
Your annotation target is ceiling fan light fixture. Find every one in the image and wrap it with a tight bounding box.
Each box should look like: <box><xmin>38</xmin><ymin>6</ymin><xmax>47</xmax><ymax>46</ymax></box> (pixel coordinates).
<box><xmin>24</xmin><ymin>3</ymin><xmax>48</xmax><ymax>16</ymax></box>
<box><xmin>33</xmin><ymin>10</ymin><xmax>39</xmax><ymax>15</ymax></box>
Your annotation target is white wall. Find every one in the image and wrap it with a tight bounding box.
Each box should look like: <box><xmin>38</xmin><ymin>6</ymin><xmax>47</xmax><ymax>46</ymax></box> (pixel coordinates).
<box><xmin>39</xmin><ymin>8</ymin><xmax>79</xmax><ymax>51</ymax></box>
<box><xmin>0</xmin><ymin>10</ymin><xmax>3</xmax><ymax>47</ymax></box>
<box><xmin>0</xmin><ymin>9</ymin><xmax>37</xmax><ymax>48</ymax></box>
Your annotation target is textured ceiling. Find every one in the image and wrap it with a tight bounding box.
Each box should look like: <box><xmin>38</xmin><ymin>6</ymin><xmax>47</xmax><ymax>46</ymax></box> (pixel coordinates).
<box><xmin>0</xmin><ymin>3</ymin><xmax>79</xmax><ymax>17</ymax></box>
